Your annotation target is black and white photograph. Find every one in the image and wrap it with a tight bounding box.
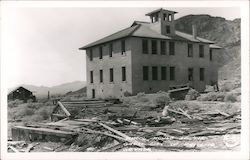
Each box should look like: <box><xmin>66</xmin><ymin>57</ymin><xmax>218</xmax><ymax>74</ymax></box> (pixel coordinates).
<box><xmin>1</xmin><ymin>1</ymin><xmax>249</xmax><ymax>160</ymax></box>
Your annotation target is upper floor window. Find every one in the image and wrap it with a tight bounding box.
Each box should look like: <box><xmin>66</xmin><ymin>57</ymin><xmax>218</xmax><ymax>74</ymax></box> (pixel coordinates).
<box><xmin>168</xmin><ymin>14</ymin><xmax>172</xmax><ymax>21</ymax></box>
<box><xmin>160</xmin><ymin>41</ymin><xmax>166</xmax><ymax>55</ymax></box>
<box><xmin>142</xmin><ymin>39</ymin><xmax>148</xmax><ymax>54</ymax></box>
<box><xmin>109</xmin><ymin>44</ymin><xmax>113</xmax><ymax>57</ymax></box>
<box><xmin>121</xmin><ymin>40</ymin><xmax>125</xmax><ymax>55</ymax></box>
<box><xmin>100</xmin><ymin>70</ymin><xmax>103</xmax><ymax>83</ymax></box>
<box><xmin>166</xmin><ymin>25</ymin><xmax>170</xmax><ymax>34</ymax></box>
<box><xmin>169</xmin><ymin>42</ymin><xmax>175</xmax><ymax>55</ymax></box>
<box><xmin>89</xmin><ymin>49</ymin><xmax>93</xmax><ymax>61</ymax></box>
<box><xmin>122</xmin><ymin>66</ymin><xmax>126</xmax><ymax>81</ymax></box>
<box><xmin>99</xmin><ymin>46</ymin><xmax>103</xmax><ymax>59</ymax></box>
<box><xmin>199</xmin><ymin>45</ymin><xmax>204</xmax><ymax>58</ymax></box>
<box><xmin>90</xmin><ymin>71</ymin><xmax>93</xmax><ymax>83</ymax></box>
<box><xmin>143</xmin><ymin>66</ymin><xmax>149</xmax><ymax>80</ymax></box>
<box><xmin>151</xmin><ymin>40</ymin><xmax>157</xmax><ymax>54</ymax></box>
<box><xmin>110</xmin><ymin>68</ymin><xmax>114</xmax><ymax>82</ymax></box>
<box><xmin>209</xmin><ymin>49</ymin><xmax>213</xmax><ymax>61</ymax></box>
<box><xmin>163</xmin><ymin>13</ymin><xmax>167</xmax><ymax>21</ymax></box>
<box><xmin>188</xmin><ymin>44</ymin><xmax>193</xmax><ymax>57</ymax></box>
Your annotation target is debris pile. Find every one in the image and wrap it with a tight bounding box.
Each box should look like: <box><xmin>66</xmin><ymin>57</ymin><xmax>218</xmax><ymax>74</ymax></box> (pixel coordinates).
<box><xmin>10</xmin><ymin>100</ymin><xmax>241</xmax><ymax>152</ymax></box>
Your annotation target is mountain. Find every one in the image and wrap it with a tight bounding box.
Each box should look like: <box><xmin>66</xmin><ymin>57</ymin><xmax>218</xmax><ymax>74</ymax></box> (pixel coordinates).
<box><xmin>175</xmin><ymin>15</ymin><xmax>241</xmax><ymax>80</ymax></box>
<box><xmin>9</xmin><ymin>81</ymin><xmax>86</xmax><ymax>98</ymax></box>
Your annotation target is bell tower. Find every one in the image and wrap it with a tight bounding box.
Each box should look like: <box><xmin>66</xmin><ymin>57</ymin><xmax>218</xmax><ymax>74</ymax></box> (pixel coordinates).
<box><xmin>146</xmin><ymin>8</ymin><xmax>177</xmax><ymax>36</ymax></box>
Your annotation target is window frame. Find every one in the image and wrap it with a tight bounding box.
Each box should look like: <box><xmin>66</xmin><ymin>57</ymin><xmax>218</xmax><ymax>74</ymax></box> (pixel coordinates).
<box><xmin>143</xmin><ymin>66</ymin><xmax>149</xmax><ymax>81</ymax></box>
<box><xmin>142</xmin><ymin>39</ymin><xmax>148</xmax><ymax>54</ymax></box>
<box><xmin>200</xmin><ymin>68</ymin><xmax>205</xmax><ymax>81</ymax></box>
<box><xmin>166</xmin><ymin>25</ymin><xmax>170</xmax><ymax>34</ymax></box>
<box><xmin>99</xmin><ymin>46</ymin><xmax>103</xmax><ymax>59</ymax></box>
<box><xmin>209</xmin><ymin>49</ymin><xmax>213</xmax><ymax>61</ymax></box>
<box><xmin>100</xmin><ymin>69</ymin><xmax>103</xmax><ymax>83</ymax></box>
<box><xmin>152</xmin><ymin>66</ymin><xmax>158</xmax><ymax>80</ymax></box>
<box><xmin>169</xmin><ymin>41</ymin><xmax>175</xmax><ymax>55</ymax></box>
<box><xmin>122</xmin><ymin>66</ymin><xmax>126</xmax><ymax>81</ymax></box>
<box><xmin>161</xmin><ymin>66</ymin><xmax>167</xmax><ymax>80</ymax></box>
<box><xmin>109</xmin><ymin>68</ymin><xmax>114</xmax><ymax>82</ymax></box>
<box><xmin>121</xmin><ymin>40</ymin><xmax>125</xmax><ymax>55</ymax></box>
<box><xmin>199</xmin><ymin>45</ymin><xmax>204</xmax><ymax>58</ymax></box>
<box><xmin>160</xmin><ymin>41</ymin><xmax>166</xmax><ymax>55</ymax></box>
<box><xmin>89</xmin><ymin>49</ymin><xmax>93</xmax><ymax>61</ymax></box>
<box><xmin>90</xmin><ymin>71</ymin><xmax>94</xmax><ymax>83</ymax></box>
<box><xmin>151</xmin><ymin>40</ymin><xmax>157</xmax><ymax>54</ymax></box>
<box><xmin>170</xmin><ymin>66</ymin><xmax>175</xmax><ymax>81</ymax></box>
<box><xmin>109</xmin><ymin>43</ymin><xmax>113</xmax><ymax>57</ymax></box>
<box><xmin>188</xmin><ymin>68</ymin><xmax>193</xmax><ymax>81</ymax></box>
<box><xmin>188</xmin><ymin>43</ymin><xmax>193</xmax><ymax>57</ymax></box>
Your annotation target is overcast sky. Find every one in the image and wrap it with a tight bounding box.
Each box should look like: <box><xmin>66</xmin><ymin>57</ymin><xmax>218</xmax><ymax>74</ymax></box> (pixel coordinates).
<box><xmin>2</xmin><ymin>7</ymin><xmax>240</xmax><ymax>88</ymax></box>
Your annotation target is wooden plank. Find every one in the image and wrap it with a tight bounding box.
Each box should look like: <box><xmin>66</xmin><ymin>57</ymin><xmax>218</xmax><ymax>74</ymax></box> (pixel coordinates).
<box><xmin>8</xmin><ymin>146</ymin><xmax>20</xmax><ymax>153</ymax></box>
<box><xmin>58</xmin><ymin>101</ymin><xmax>71</xmax><ymax>117</ymax></box>
<box><xmin>167</xmin><ymin>108</ymin><xmax>192</xmax><ymax>119</ymax></box>
<box><xmin>25</xmin><ymin>143</ymin><xmax>39</xmax><ymax>152</ymax></box>
<box><xmin>178</xmin><ymin>108</ymin><xmax>192</xmax><ymax>119</ymax></box>
<box><xmin>216</xmin><ymin>110</ymin><xmax>230</xmax><ymax>117</ymax></box>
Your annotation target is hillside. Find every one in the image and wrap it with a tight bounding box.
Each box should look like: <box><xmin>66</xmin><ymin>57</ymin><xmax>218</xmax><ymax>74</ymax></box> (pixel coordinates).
<box><xmin>9</xmin><ymin>81</ymin><xmax>86</xmax><ymax>98</ymax></box>
<box><xmin>175</xmin><ymin>15</ymin><xmax>241</xmax><ymax>80</ymax></box>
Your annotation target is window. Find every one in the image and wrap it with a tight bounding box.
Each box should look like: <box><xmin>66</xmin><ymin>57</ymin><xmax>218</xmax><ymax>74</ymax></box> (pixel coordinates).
<box><xmin>200</xmin><ymin>68</ymin><xmax>205</xmax><ymax>81</ymax></box>
<box><xmin>100</xmin><ymin>70</ymin><xmax>103</xmax><ymax>83</ymax></box>
<box><xmin>188</xmin><ymin>68</ymin><xmax>193</xmax><ymax>81</ymax></box>
<box><xmin>122</xmin><ymin>66</ymin><xmax>126</xmax><ymax>81</ymax></box>
<box><xmin>99</xmin><ymin>46</ymin><xmax>103</xmax><ymax>59</ymax></box>
<box><xmin>160</xmin><ymin>41</ymin><xmax>166</xmax><ymax>55</ymax></box>
<box><xmin>109</xmin><ymin>44</ymin><xmax>113</xmax><ymax>57</ymax></box>
<box><xmin>166</xmin><ymin>25</ymin><xmax>170</xmax><ymax>34</ymax></box>
<box><xmin>161</xmin><ymin>66</ymin><xmax>167</xmax><ymax>80</ymax></box>
<box><xmin>151</xmin><ymin>40</ymin><xmax>157</xmax><ymax>54</ymax></box>
<box><xmin>121</xmin><ymin>40</ymin><xmax>125</xmax><ymax>55</ymax></box>
<box><xmin>169</xmin><ymin>42</ymin><xmax>175</xmax><ymax>55</ymax></box>
<box><xmin>170</xmin><ymin>66</ymin><xmax>175</xmax><ymax>81</ymax></box>
<box><xmin>143</xmin><ymin>66</ymin><xmax>149</xmax><ymax>80</ymax></box>
<box><xmin>188</xmin><ymin>44</ymin><xmax>193</xmax><ymax>57</ymax></box>
<box><xmin>209</xmin><ymin>49</ymin><xmax>213</xmax><ymax>61</ymax></box>
<box><xmin>110</xmin><ymin>68</ymin><xmax>113</xmax><ymax>82</ymax></box>
<box><xmin>199</xmin><ymin>45</ymin><xmax>204</xmax><ymax>57</ymax></box>
<box><xmin>163</xmin><ymin>13</ymin><xmax>167</xmax><ymax>21</ymax></box>
<box><xmin>89</xmin><ymin>49</ymin><xmax>93</xmax><ymax>61</ymax></box>
<box><xmin>142</xmin><ymin>39</ymin><xmax>148</xmax><ymax>54</ymax></box>
<box><xmin>152</xmin><ymin>66</ymin><xmax>158</xmax><ymax>80</ymax></box>
<box><xmin>90</xmin><ymin>71</ymin><xmax>93</xmax><ymax>83</ymax></box>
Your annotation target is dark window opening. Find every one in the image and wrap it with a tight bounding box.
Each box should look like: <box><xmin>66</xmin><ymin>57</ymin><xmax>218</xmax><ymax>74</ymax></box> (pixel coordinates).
<box><xmin>170</xmin><ymin>66</ymin><xmax>175</xmax><ymax>81</ymax></box>
<box><xmin>169</xmin><ymin>42</ymin><xmax>175</xmax><ymax>55</ymax></box>
<box><xmin>188</xmin><ymin>44</ymin><xmax>193</xmax><ymax>57</ymax></box>
<box><xmin>100</xmin><ymin>70</ymin><xmax>103</xmax><ymax>83</ymax></box>
<box><xmin>99</xmin><ymin>46</ymin><xmax>103</xmax><ymax>59</ymax></box>
<box><xmin>92</xmin><ymin>89</ymin><xmax>95</xmax><ymax>99</ymax></box>
<box><xmin>90</xmin><ymin>71</ymin><xmax>93</xmax><ymax>83</ymax></box>
<box><xmin>188</xmin><ymin>68</ymin><xmax>193</xmax><ymax>81</ymax></box>
<box><xmin>122</xmin><ymin>67</ymin><xmax>126</xmax><ymax>81</ymax></box>
<box><xmin>209</xmin><ymin>49</ymin><xmax>213</xmax><ymax>61</ymax></box>
<box><xmin>163</xmin><ymin>13</ymin><xmax>167</xmax><ymax>21</ymax></box>
<box><xmin>142</xmin><ymin>39</ymin><xmax>148</xmax><ymax>54</ymax></box>
<box><xmin>166</xmin><ymin>25</ymin><xmax>170</xmax><ymax>34</ymax></box>
<box><xmin>160</xmin><ymin>41</ymin><xmax>166</xmax><ymax>55</ymax></box>
<box><xmin>89</xmin><ymin>49</ymin><xmax>93</xmax><ymax>61</ymax></box>
<box><xmin>168</xmin><ymin>14</ymin><xmax>172</xmax><ymax>21</ymax></box>
<box><xmin>143</xmin><ymin>66</ymin><xmax>149</xmax><ymax>80</ymax></box>
<box><xmin>151</xmin><ymin>40</ymin><xmax>157</xmax><ymax>54</ymax></box>
<box><xmin>109</xmin><ymin>44</ymin><xmax>113</xmax><ymax>57</ymax></box>
<box><xmin>200</xmin><ymin>68</ymin><xmax>205</xmax><ymax>81</ymax></box>
<box><xmin>121</xmin><ymin>40</ymin><xmax>125</xmax><ymax>55</ymax></box>
<box><xmin>110</xmin><ymin>68</ymin><xmax>113</xmax><ymax>82</ymax></box>
<box><xmin>199</xmin><ymin>45</ymin><xmax>204</xmax><ymax>58</ymax></box>
<box><xmin>161</xmin><ymin>66</ymin><xmax>167</xmax><ymax>80</ymax></box>
<box><xmin>152</xmin><ymin>66</ymin><xmax>158</xmax><ymax>80</ymax></box>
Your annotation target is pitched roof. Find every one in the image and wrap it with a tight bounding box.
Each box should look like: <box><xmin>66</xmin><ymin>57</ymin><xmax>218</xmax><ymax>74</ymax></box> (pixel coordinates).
<box><xmin>80</xmin><ymin>23</ymin><xmax>216</xmax><ymax>50</ymax></box>
<box><xmin>145</xmin><ymin>8</ymin><xmax>178</xmax><ymax>16</ymax></box>
<box><xmin>8</xmin><ymin>86</ymin><xmax>32</xmax><ymax>95</ymax></box>
<box><xmin>210</xmin><ymin>44</ymin><xmax>222</xmax><ymax>49</ymax></box>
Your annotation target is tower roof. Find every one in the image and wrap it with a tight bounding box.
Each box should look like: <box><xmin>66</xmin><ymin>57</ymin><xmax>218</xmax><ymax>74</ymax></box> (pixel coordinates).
<box><xmin>145</xmin><ymin>8</ymin><xmax>178</xmax><ymax>16</ymax></box>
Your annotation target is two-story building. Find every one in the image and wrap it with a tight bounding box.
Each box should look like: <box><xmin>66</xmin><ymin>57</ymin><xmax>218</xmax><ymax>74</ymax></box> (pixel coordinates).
<box><xmin>79</xmin><ymin>8</ymin><xmax>221</xmax><ymax>99</ymax></box>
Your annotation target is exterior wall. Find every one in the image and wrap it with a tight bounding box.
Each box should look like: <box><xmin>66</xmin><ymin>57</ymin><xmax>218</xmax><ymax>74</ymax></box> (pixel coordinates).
<box><xmin>86</xmin><ymin>38</ymin><xmax>133</xmax><ymax>99</ymax></box>
<box><xmin>8</xmin><ymin>87</ymin><xmax>35</xmax><ymax>102</ymax></box>
<box><xmin>131</xmin><ymin>37</ymin><xmax>218</xmax><ymax>95</ymax></box>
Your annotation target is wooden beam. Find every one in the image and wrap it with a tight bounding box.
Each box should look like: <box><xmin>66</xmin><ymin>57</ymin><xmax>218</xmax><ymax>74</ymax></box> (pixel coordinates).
<box><xmin>58</xmin><ymin>101</ymin><xmax>71</xmax><ymax>117</ymax></box>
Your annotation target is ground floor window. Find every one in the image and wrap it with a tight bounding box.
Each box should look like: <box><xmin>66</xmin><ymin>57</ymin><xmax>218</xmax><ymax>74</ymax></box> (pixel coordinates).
<box><xmin>200</xmin><ymin>68</ymin><xmax>205</xmax><ymax>81</ymax></box>
<box><xmin>122</xmin><ymin>66</ymin><xmax>126</xmax><ymax>81</ymax></box>
<box><xmin>170</xmin><ymin>66</ymin><xmax>175</xmax><ymax>81</ymax></box>
<box><xmin>143</xmin><ymin>66</ymin><xmax>149</xmax><ymax>80</ymax></box>
<box><xmin>152</xmin><ymin>66</ymin><xmax>158</xmax><ymax>80</ymax></box>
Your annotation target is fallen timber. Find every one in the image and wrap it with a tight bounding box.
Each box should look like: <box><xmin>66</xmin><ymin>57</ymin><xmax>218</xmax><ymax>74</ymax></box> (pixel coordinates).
<box><xmin>10</xmin><ymin>100</ymin><xmax>241</xmax><ymax>152</ymax></box>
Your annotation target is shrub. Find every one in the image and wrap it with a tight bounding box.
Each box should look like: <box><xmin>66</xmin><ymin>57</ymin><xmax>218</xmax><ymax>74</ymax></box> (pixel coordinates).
<box><xmin>8</xmin><ymin>99</ymin><xmax>23</xmax><ymax>108</ymax></box>
<box><xmin>224</xmin><ymin>93</ymin><xmax>237</xmax><ymax>102</ymax></box>
<box><xmin>153</xmin><ymin>93</ymin><xmax>171</xmax><ymax>106</ymax></box>
<box><xmin>16</xmin><ymin>106</ymin><xmax>34</xmax><ymax>117</ymax></box>
<box><xmin>197</xmin><ymin>92</ymin><xmax>226</xmax><ymax>102</ymax></box>
<box><xmin>136</xmin><ymin>92</ymin><xmax>145</xmax><ymax>98</ymax></box>
<box><xmin>123</xmin><ymin>91</ymin><xmax>132</xmax><ymax>97</ymax></box>
<box><xmin>185</xmin><ymin>89</ymin><xmax>200</xmax><ymax>100</ymax></box>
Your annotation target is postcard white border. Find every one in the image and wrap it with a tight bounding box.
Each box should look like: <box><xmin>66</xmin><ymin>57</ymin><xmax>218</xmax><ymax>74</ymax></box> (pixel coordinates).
<box><xmin>1</xmin><ymin>1</ymin><xmax>249</xmax><ymax>160</ymax></box>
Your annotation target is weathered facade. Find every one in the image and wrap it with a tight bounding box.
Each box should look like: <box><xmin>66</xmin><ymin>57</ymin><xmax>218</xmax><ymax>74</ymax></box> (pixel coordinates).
<box><xmin>8</xmin><ymin>86</ymin><xmax>36</xmax><ymax>102</ymax></box>
<box><xmin>80</xmin><ymin>8</ymin><xmax>221</xmax><ymax>99</ymax></box>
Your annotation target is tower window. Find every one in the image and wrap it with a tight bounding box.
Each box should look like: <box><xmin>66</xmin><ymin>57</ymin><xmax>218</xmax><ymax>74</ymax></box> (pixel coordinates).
<box><xmin>142</xmin><ymin>39</ymin><xmax>148</xmax><ymax>54</ymax></box>
<box><xmin>161</xmin><ymin>66</ymin><xmax>167</xmax><ymax>80</ymax></box>
<box><xmin>110</xmin><ymin>68</ymin><xmax>113</xmax><ymax>82</ymax></box>
<box><xmin>109</xmin><ymin>43</ymin><xmax>113</xmax><ymax>57</ymax></box>
<box><xmin>151</xmin><ymin>40</ymin><xmax>157</xmax><ymax>54</ymax></box>
<box><xmin>200</xmin><ymin>68</ymin><xmax>205</xmax><ymax>81</ymax></box>
<box><xmin>199</xmin><ymin>45</ymin><xmax>204</xmax><ymax>57</ymax></box>
<box><xmin>160</xmin><ymin>41</ymin><xmax>166</xmax><ymax>55</ymax></box>
<box><xmin>163</xmin><ymin>13</ymin><xmax>167</xmax><ymax>21</ymax></box>
<box><xmin>209</xmin><ymin>49</ymin><xmax>213</xmax><ymax>61</ymax></box>
<box><xmin>122</xmin><ymin>66</ymin><xmax>126</xmax><ymax>81</ymax></box>
<box><xmin>170</xmin><ymin>66</ymin><xmax>175</xmax><ymax>81</ymax></box>
<box><xmin>152</xmin><ymin>66</ymin><xmax>158</xmax><ymax>80</ymax></box>
<box><xmin>89</xmin><ymin>49</ymin><xmax>93</xmax><ymax>61</ymax></box>
<box><xmin>99</xmin><ymin>46</ymin><xmax>103</xmax><ymax>59</ymax></box>
<box><xmin>143</xmin><ymin>66</ymin><xmax>149</xmax><ymax>80</ymax></box>
<box><xmin>188</xmin><ymin>44</ymin><xmax>193</xmax><ymax>57</ymax></box>
<box><xmin>121</xmin><ymin>40</ymin><xmax>125</xmax><ymax>55</ymax></box>
<box><xmin>168</xmin><ymin>14</ymin><xmax>172</xmax><ymax>21</ymax></box>
<box><xmin>188</xmin><ymin>68</ymin><xmax>193</xmax><ymax>81</ymax></box>
<box><xmin>100</xmin><ymin>70</ymin><xmax>103</xmax><ymax>83</ymax></box>
<box><xmin>169</xmin><ymin>42</ymin><xmax>175</xmax><ymax>55</ymax></box>
<box><xmin>166</xmin><ymin>25</ymin><xmax>170</xmax><ymax>34</ymax></box>
<box><xmin>90</xmin><ymin>71</ymin><xmax>93</xmax><ymax>83</ymax></box>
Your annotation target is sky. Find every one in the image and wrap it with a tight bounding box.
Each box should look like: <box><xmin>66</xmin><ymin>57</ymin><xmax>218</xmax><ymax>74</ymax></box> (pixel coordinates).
<box><xmin>1</xmin><ymin>6</ymin><xmax>240</xmax><ymax>88</ymax></box>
